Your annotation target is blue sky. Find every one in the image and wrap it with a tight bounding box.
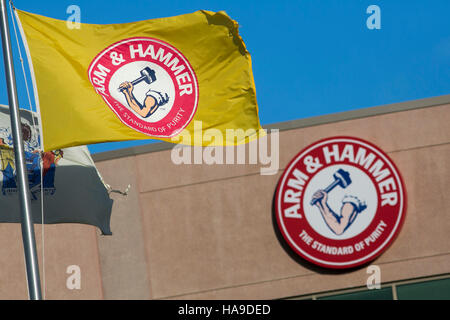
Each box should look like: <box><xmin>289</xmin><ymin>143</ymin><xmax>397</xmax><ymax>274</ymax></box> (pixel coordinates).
<box><xmin>3</xmin><ymin>0</ymin><xmax>450</xmax><ymax>154</ymax></box>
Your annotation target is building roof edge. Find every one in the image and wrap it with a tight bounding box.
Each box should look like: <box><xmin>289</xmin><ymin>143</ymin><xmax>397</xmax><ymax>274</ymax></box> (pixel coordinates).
<box><xmin>91</xmin><ymin>94</ymin><xmax>450</xmax><ymax>162</ymax></box>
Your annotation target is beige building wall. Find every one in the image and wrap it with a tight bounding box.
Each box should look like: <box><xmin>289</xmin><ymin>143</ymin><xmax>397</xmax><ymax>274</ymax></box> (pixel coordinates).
<box><xmin>0</xmin><ymin>224</ymin><xmax>103</xmax><ymax>299</ymax></box>
<box><xmin>95</xmin><ymin>96</ymin><xmax>450</xmax><ymax>299</ymax></box>
<box><xmin>0</xmin><ymin>95</ymin><xmax>448</xmax><ymax>299</ymax></box>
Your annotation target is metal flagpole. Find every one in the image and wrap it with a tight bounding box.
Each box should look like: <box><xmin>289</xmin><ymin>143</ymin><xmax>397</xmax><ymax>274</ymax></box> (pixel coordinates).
<box><xmin>0</xmin><ymin>0</ymin><xmax>42</xmax><ymax>300</ymax></box>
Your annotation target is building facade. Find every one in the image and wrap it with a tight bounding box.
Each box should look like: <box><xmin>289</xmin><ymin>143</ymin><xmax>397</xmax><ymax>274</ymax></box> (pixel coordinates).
<box><xmin>0</xmin><ymin>95</ymin><xmax>449</xmax><ymax>299</ymax></box>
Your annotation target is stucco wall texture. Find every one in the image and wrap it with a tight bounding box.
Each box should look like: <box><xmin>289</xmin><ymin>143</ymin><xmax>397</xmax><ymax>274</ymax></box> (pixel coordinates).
<box><xmin>0</xmin><ymin>97</ymin><xmax>448</xmax><ymax>299</ymax></box>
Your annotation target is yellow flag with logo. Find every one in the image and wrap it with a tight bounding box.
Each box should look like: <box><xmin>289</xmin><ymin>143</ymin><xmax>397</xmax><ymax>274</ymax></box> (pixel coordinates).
<box><xmin>15</xmin><ymin>9</ymin><xmax>263</xmax><ymax>151</ymax></box>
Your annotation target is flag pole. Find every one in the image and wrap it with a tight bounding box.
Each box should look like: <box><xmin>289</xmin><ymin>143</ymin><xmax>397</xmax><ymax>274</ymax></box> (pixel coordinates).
<box><xmin>0</xmin><ymin>0</ymin><xmax>42</xmax><ymax>300</ymax></box>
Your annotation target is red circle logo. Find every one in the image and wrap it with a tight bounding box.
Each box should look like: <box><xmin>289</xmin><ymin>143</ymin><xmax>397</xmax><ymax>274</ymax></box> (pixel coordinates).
<box><xmin>275</xmin><ymin>137</ymin><xmax>406</xmax><ymax>269</ymax></box>
<box><xmin>88</xmin><ymin>37</ymin><xmax>198</xmax><ymax>137</ymax></box>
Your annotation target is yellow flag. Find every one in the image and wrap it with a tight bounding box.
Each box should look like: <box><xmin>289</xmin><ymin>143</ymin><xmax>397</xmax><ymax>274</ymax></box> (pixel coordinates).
<box><xmin>15</xmin><ymin>9</ymin><xmax>264</xmax><ymax>151</ymax></box>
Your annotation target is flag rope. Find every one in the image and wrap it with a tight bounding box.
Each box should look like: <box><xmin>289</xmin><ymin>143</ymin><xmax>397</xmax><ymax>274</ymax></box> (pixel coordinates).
<box><xmin>39</xmin><ymin>147</ymin><xmax>45</xmax><ymax>299</ymax></box>
<box><xmin>9</xmin><ymin>0</ymin><xmax>46</xmax><ymax>299</ymax></box>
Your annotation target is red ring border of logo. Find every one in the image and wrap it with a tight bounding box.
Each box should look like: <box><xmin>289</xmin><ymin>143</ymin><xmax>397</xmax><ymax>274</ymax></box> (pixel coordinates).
<box><xmin>87</xmin><ymin>37</ymin><xmax>199</xmax><ymax>138</ymax></box>
<box><xmin>275</xmin><ymin>136</ymin><xmax>407</xmax><ymax>269</ymax></box>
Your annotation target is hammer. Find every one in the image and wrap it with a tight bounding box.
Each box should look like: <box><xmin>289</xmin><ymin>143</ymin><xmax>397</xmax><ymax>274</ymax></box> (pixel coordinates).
<box><xmin>310</xmin><ymin>168</ymin><xmax>352</xmax><ymax>205</ymax></box>
<box><xmin>118</xmin><ymin>67</ymin><xmax>156</xmax><ymax>92</ymax></box>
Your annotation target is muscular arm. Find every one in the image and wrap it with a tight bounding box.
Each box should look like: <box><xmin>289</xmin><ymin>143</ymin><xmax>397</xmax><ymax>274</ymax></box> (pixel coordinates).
<box><xmin>126</xmin><ymin>93</ymin><xmax>157</xmax><ymax>118</ymax></box>
<box><xmin>119</xmin><ymin>82</ymin><xmax>158</xmax><ymax>118</ymax></box>
<box><xmin>312</xmin><ymin>191</ymin><xmax>357</xmax><ymax>235</ymax></box>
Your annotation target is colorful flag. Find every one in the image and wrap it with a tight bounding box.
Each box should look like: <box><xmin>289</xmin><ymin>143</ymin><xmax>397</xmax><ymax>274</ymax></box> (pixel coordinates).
<box><xmin>0</xmin><ymin>105</ymin><xmax>113</xmax><ymax>235</ymax></box>
<box><xmin>15</xmin><ymin>9</ymin><xmax>263</xmax><ymax>152</ymax></box>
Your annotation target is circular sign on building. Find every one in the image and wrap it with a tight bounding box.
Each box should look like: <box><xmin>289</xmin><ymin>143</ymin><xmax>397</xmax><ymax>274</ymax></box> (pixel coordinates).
<box><xmin>275</xmin><ymin>136</ymin><xmax>406</xmax><ymax>269</ymax></box>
